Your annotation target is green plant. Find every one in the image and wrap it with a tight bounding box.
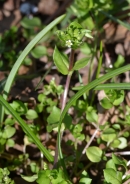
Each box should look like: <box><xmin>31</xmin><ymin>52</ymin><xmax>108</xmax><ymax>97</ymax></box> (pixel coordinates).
<box><xmin>1</xmin><ymin>6</ymin><xmax>130</xmax><ymax>183</ymax></box>
<box><xmin>0</xmin><ymin>168</ymin><xmax>15</xmax><ymax>184</ymax></box>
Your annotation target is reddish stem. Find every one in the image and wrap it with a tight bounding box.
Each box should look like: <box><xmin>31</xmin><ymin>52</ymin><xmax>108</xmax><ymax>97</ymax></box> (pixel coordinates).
<box><xmin>53</xmin><ymin>49</ymin><xmax>75</xmax><ymax>168</ymax></box>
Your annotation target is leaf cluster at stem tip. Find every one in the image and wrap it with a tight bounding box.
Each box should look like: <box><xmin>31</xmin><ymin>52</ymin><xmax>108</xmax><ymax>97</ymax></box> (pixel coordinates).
<box><xmin>56</xmin><ymin>21</ymin><xmax>93</xmax><ymax>49</ymax></box>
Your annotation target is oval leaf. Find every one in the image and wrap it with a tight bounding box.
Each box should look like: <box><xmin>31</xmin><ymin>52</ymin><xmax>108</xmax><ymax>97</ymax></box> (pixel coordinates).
<box><xmin>86</xmin><ymin>106</ymin><xmax>98</xmax><ymax>123</ymax></box>
<box><xmin>101</xmin><ymin>128</ymin><xmax>116</xmax><ymax>142</ymax></box>
<box><xmin>21</xmin><ymin>174</ymin><xmax>38</xmax><ymax>182</ymax></box>
<box><xmin>73</xmin><ymin>57</ymin><xmax>90</xmax><ymax>71</ymax></box>
<box><xmin>100</xmin><ymin>97</ymin><xmax>113</xmax><ymax>109</ymax></box>
<box><xmin>3</xmin><ymin>126</ymin><xmax>16</xmax><ymax>138</ymax></box>
<box><xmin>53</xmin><ymin>46</ymin><xmax>68</xmax><ymax>75</ymax></box>
<box><xmin>26</xmin><ymin>109</ymin><xmax>38</xmax><ymax>120</ymax></box>
<box><xmin>6</xmin><ymin>139</ymin><xmax>15</xmax><ymax>147</ymax></box>
<box><xmin>104</xmin><ymin>168</ymin><xmax>122</xmax><ymax>184</ymax></box>
<box><xmin>106</xmin><ymin>159</ymin><xmax>116</xmax><ymax>171</ymax></box>
<box><xmin>31</xmin><ymin>46</ymin><xmax>47</xmax><ymax>59</ymax></box>
<box><xmin>21</xmin><ymin>17</ymin><xmax>41</xmax><ymax>29</ymax></box>
<box><xmin>118</xmin><ymin>137</ymin><xmax>127</xmax><ymax>149</ymax></box>
<box><xmin>112</xmin><ymin>153</ymin><xmax>127</xmax><ymax>170</ymax></box>
<box><xmin>86</xmin><ymin>146</ymin><xmax>102</xmax><ymax>163</ymax></box>
<box><xmin>47</xmin><ymin>106</ymin><xmax>61</xmax><ymax>132</ymax></box>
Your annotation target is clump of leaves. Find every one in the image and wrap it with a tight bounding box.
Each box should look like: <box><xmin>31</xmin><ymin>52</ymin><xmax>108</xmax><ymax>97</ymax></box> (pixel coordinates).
<box><xmin>0</xmin><ymin>168</ymin><xmax>15</xmax><ymax>184</ymax></box>
<box><xmin>56</xmin><ymin>21</ymin><xmax>93</xmax><ymax>49</ymax></box>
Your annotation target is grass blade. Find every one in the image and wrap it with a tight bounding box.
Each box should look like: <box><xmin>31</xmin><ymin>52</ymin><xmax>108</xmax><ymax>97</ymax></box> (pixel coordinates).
<box><xmin>0</xmin><ymin>14</ymin><xmax>66</xmax><ymax>124</ymax></box>
<box><xmin>0</xmin><ymin>95</ymin><xmax>54</xmax><ymax>162</ymax></box>
<box><xmin>100</xmin><ymin>10</ymin><xmax>130</xmax><ymax>30</ymax></box>
<box><xmin>94</xmin><ymin>83</ymin><xmax>130</xmax><ymax>90</ymax></box>
<box><xmin>73</xmin><ymin>83</ymin><xmax>130</xmax><ymax>91</ymax></box>
<box><xmin>58</xmin><ymin>64</ymin><xmax>130</xmax><ymax>160</ymax></box>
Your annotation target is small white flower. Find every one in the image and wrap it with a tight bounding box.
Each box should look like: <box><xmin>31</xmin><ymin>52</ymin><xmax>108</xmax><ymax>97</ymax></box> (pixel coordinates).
<box><xmin>66</xmin><ymin>40</ymin><xmax>73</xmax><ymax>48</ymax></box>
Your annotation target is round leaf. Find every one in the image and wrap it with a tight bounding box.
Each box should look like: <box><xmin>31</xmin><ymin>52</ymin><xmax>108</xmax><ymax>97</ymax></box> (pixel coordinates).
<box><xmin>47</xmin><ymin>106</ymin><xmax>61</xmax><ymax>132</ymax></box>
<box><xmin>21</xmin><ymin>17</ymin><xmax>41</xmax><ymax>29</ymax></box>
<box><xmin>31</xmin><ymin>46</ymin><xmax>47</xmax><ymax>59</ymax></box>
<box><xmin>6</xmin><ymin>139</ymin><xmax>15</xmax><ymax>147</ymax></box>
<box><xmin>3</xmin><ymin>126</ymin><xmax>16</xmax><ymax>138</ymax></box>
<box><xmin>86</xmin><ymin>146</ymin><xmax>102</xmax><ymax>163</ymax></box>
<box><xmin>26</xmin><ymin>109</ymin><xmax>38</xmax><ymax>120</ymax></box>
<box><xmin>118</xmin><ymin>137</ymin><xmax>127</xmax><ymax>149</ymax></box>
<box><xmin>5</xmin><ymin>118</ymin><xmax>15</xmax><ymax>126</ymax></box>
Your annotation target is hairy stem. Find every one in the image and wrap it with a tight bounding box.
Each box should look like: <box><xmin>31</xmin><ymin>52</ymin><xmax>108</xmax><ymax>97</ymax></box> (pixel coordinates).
<box><xmin>53</xmin><ymin>49</ymin><xmax>75</xmax><ymax>168</ymax></box>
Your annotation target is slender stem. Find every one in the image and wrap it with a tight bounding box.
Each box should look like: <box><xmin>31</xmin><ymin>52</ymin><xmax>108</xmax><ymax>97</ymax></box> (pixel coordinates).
<box><xmin>53</xmin><ymin>49</ymin><xmax>75</xmax><ymax>169</ymax></box>
<box><xmin>61</xmin><ymin>49</ymin><xmax>75</xmax><ymax>111</ymax></box>
<box><xmin>82</xmin><ymin>129</ymin><xmax>99</xmax><ymax>155</ymax></box>
<box><xmin>106</xmin><ymin>151</ymin><xmax>130</xmax><ymax>157</ymax></box>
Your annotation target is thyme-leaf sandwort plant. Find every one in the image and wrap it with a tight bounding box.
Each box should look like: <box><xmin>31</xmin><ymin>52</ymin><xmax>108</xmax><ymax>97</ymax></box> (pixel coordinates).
<box><xmin>53</xmin><ymin>21</ymin><xmax>93</xmax><ymax>168</ymax></box>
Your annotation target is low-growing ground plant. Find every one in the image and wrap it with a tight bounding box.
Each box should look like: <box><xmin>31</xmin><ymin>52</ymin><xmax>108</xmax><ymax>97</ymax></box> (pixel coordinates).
<box><xmin>0</xmin><ymin>4</ymin><xmax>130</xmax><ymax>184</ymax></box>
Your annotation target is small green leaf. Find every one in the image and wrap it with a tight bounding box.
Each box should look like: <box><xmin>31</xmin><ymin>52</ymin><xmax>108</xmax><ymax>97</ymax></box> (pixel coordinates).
<box><xmin>21</xmin><ymin>174</ymin><xmax>38</xmax><ymax>182</ymax></box>
<box><xmin>38</xmin><ymin>94</ymin><xmax>46</xmax><ymax>102</ymax></box>
<box><xmin>112</xmin><ymin>153</ymin><xmax>127</xmax><ymax>170</ymax></box>
<box><xmin>5</xmin><ymin>118</ymin><xmax>15</xmax><ymax>126</ymax></box>
<box><xmin>64</xmin><ymin>113</ymin><xmax>72</xmax><ymax>130</ymax></box>
<box><xmin>118</xmin><ymin>137</ymin><xmax>127</xmax><ymax>149</ymax></box>
<box><xmin>31</xmin><ymin>46</ymin><xmax>47</xmax><ymax>59</ymax></box>
<box><xmin>110</xmin><ymin>139</ymin><xmax>121</xmax><ymax>148</ymax></box>
<box><xmin>104</xmin><ymin>168</ymin><xmax>122</xmax><ymax>184</ymax></box>
<box><xmin>3</xmin><ymin>126</ymin><xmax>16</xmax><ymax>138</ymax></box>
<box><xmin>26</xmin><ymin>109</ymin><xmax>38</xmax><ymax>120</ymax></box>
<box><xmin>36</xmin><ymin>170</ymin><xmax>50</xmax><ymax>184</ymax></box>
<box><xmin>123</xmin><ymin>131</ymin><xmax>129</xmax><ymax>138</ymax></box>
<box><xmin>21</xmin><ymin>17</ymin><xmax>41</xmax><ymax>29</ymax></box>
<box><xmin>101</xmin><ymin>128</ymin><xmax>116</xmax><ymax>143</ymax></box>
<box><xmin>35</xmin><ymin>104</ymin><xmax>44</xmax><ymax>113</ymax></box>
<box><xmin>80</xmin><ymin>43</ymin><xmax>92</xmax><ymax>55</ymax></box>
<box><xmin>30</xmin><ymin>162</ymin><xmax>39</xmax><ymax>173</ymax></box>
<box><xmin>73</xmin><ymin>57</ymin><xmax>90</xmax><ymax>71</ymax></box>
<box><xmin>0</xmin><ymin>138</ymin><xmax>6</xmax><ymax>145</ymax></box>
<box><xmin>47</xmin><ymin>106</ymin><xmax>61</xmax><ymax>132</ymax></box>
<box><xmin>114</xmin><ymin>55</ymin><xmax>125</xmax><ymax>68</ymax></box>
<box><xmin>79</xmin><ymin>170</ymin><xmax>92</xmax><ymax>184</ymax></box>
<box><xmin>24</xmin><ymin>57</ymin><xmax>32</xmax><ymax>65</ymax></box>
<box><xmin>79</xmin><ymin>178</ymin><xmax>92</xmax><ymax>184</ymax></box>
<box><xmin>106</xmin><ymin>159</ymin><xmax>116</xmax><ymax>171</ymax></box>
<box><xmin>86</xmin><ymin>146</ymin><xmax>102</xmax><ymax>163</ymax></box>
<box><xmin>53</xmin><ymin>46</ymin><xmax>69</xmax><ymax>75</ymax></box>
<box><xmin>113</xmin><ymin>90</ymin><xmax>124</xmax><ymax>106</ymax></box>
<box><xmin>112</xmin><ymin>124</ymin><xmax>121</xmax><ymax>130</ymax></box>
<box><xmin>6</xmin><ymin>139</ymin><xmax>15</xmax><ymax>147</ymax></box>
<box><xmin>11</xmin><ymin>100</ymin><xmax>28</xmax><ymax>115</ymax></box>
<box><xmin>100</xmin><ymin>97</ymin><xmax>113</xmax><ymax>109</ymax></box>
<box><xmin>86</xmin><ymin>106</ymin><xmax>98</xmax><ymax>123</ymax></box>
